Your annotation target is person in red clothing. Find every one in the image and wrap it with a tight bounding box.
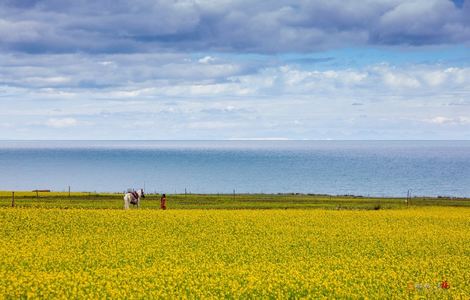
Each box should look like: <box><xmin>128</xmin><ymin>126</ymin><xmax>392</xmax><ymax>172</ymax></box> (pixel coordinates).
<box><xmin>440</xmin><ymin>280</ymin><xmax>449</xmax><ymax>289</ymax></box>
<box><xmin>160</xmin><ymin>193</ymin><xmax>167</xmax><ymax>210</ymax></box>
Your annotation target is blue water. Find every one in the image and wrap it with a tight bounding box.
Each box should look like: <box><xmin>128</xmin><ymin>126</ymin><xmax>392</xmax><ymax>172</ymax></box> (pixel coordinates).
<box><xmin>0</xmin><ymin>140</ymin><xmax>469</xmax><ymax>197</ymax></box>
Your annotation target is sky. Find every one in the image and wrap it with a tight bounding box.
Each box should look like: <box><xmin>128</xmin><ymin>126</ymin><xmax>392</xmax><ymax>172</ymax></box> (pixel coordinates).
<box><xmin>0</xmin><ymin>0</ymin><xmax>469</xmax><ymax>140</ymax></box>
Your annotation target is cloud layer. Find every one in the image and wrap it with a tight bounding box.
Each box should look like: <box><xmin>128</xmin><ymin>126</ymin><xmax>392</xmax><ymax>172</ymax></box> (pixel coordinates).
<box><xmin>1</xmin><ymin>0</ymin><xmax>469</xmax><ymax>139</ymax></box>
<box><xmin>1</xmin><ymin>0</ymin><xmax>469</xmax><ymax>54</ymax></box>
<box><xmin>1</xmin><ymin>51</ymin><xmax>469</xmax><ymax>139</ymax></box>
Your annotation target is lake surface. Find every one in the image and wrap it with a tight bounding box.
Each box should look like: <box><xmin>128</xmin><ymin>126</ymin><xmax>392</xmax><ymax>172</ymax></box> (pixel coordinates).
<box><xmin>1</xmin><ymin>140</ymin><xmax>469</xmax><ymax>197</ymax></box>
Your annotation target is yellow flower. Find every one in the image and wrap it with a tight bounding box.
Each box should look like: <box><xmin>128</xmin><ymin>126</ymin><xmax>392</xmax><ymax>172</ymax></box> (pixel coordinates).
<box><xmin>0</xmin><ymin>207</ymin><xmax>468</xmax><ymax>298</ymax></box>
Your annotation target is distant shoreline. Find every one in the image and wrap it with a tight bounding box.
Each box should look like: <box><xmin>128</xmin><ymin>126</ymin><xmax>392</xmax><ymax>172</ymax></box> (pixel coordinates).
<box><xmin>2</xmin><ymin>190</ymin><xmax>470</xmax><ymax>199</ymax></box>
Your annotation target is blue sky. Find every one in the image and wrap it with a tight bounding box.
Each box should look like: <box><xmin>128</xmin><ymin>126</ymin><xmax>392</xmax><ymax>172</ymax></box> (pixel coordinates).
<box><xmin>1</xmin><ymin>0</ymin><xmax>469</xmax><ymax>140</ymax></box>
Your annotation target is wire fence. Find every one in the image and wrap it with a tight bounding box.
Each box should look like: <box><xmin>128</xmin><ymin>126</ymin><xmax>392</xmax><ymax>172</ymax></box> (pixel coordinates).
<box><xmin>2</xmin><ymin>190</ymin><xmax>468</xmax><ymax>210</ymax></box>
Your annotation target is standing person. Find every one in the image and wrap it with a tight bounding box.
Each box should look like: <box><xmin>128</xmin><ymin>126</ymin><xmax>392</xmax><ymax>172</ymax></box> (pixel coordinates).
<box><xmin>160</xmin><ymin>193</ymin><xmax>167</xmax><ymax>210</ymax></box>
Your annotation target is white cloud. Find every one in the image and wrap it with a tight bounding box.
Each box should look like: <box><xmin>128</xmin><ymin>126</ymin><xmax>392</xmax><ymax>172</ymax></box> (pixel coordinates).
<box><xmin>186</xmin><ymin>121</ymin><xmax>239</xmax><ymax>130</ymax></box>
<box><xmin>198</xmin><ymin>56</ymin><xmax>216</xmax><ymax>64</ymax></box>
<box><xmin>98</xmin><ymin>61</ymin><xmax>114</xmax><ymax>66</ymax></box>
<box><xmin>428</xmin><ymin>116</ymin><xmax>470</xmax><ymax>125</ymax></box>
<box><xmin>429</xmin><ymin>116</ymin><xmax>453</xmax><ymax>124</ymax></box>
<box><xmin>45</xmin><ymin>118</ymin><xmax>78</xmax><ymax>128</ymax></box>
<box><xmin>24</xmin><ymin>76</ymin><xmax>71</xmax><ymax>85</ymax></box>
<box><xmin>382</xmin><ymin>71</ymin><xmax>421</xmax><ymax>89</ymax></box>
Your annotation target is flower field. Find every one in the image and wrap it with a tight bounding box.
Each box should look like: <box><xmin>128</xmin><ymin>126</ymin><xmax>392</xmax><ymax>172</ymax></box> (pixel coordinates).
<box><xmin>0</xmin><ymin>207</ymin><xmax>469</xmax><ymax>298</ymax></box>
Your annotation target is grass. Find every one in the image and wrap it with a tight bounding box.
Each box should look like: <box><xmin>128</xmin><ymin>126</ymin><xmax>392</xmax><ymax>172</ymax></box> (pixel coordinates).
<box><xmin>1</xmin><ymin>191</ymin><xmax>469</xmax><ymax>210</ymax></box>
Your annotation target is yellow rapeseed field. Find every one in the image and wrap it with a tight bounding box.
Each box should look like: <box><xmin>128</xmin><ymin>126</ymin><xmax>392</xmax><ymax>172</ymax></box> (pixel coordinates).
<box><xmin>0</xmin><ymin>207</ymin><xmax>469</xmax><ymax>298</ymax></box>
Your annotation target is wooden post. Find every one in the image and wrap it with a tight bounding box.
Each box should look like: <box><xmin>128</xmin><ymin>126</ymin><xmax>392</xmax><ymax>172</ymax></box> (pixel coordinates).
<box><xmin>68</xmin><ymin>186</ymin><xmax>71</xmax><ymax>197</ymax></box>
<box><xmin>36</xmin><ymin>190</ymin><xmax>39</xmax><ymax>199</ymax></box>
<box><xmin>11</xmin><ymin>192</ymin><xmax>15</xmax><ymax>207</ymax></box>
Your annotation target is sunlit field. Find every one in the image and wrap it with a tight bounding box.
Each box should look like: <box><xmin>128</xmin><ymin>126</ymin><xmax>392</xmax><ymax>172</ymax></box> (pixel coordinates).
<box><xmin>1</xmin><ymin>207</ymin><xmax>468</xmax><ymax>298</ymax></box>
<box><xmin>1</xmin><ymin>191</ymin><xmax>469</xmax><ymax>210</ymax></box>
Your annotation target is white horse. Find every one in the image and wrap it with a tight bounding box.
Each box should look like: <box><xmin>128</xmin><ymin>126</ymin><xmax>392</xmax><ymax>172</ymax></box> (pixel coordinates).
<box><xmin>123</xmin><ymin>189</ymin><xmax>145</xmax><ymax>209</ymax></box>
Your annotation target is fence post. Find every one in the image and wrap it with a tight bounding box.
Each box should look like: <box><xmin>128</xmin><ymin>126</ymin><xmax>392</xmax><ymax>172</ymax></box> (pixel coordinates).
<box><xmin>11</xmin><ymin>192</ymin><xmax>15</xmax><ymax>207</ymax></box>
